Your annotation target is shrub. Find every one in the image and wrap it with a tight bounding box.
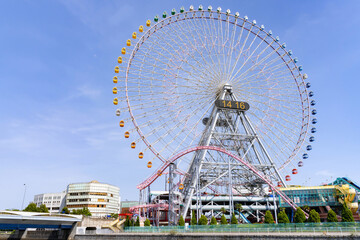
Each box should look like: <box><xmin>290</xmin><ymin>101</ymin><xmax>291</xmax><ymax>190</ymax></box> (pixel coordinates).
<box><xmin>307</xmin><ymin>209</ymin><xmax>320</xmax><ymax>223</ymax></box>
<box><xmin>341</xmin><ymin>204</ymin><xmax>354</xmax><ymax>222</ymax></box>
<box><xmin>277</xmin><ymin>209</ymin><xmax>290</xmax><ymax>223</ymax></box>
<box><xmin>231</xmin><ymin>213</ymin><xmax>238</xmax><ymax>224</ymax></box>
<box><xmin>294</xmin><ymin>207</ymin><xmax>306</xmax><ymax>223</ymax></box>
<box><xmin>178</xmin><ymin>215</ymin><xmax>185</xmax><ymax>226</ymax></box>
<box><xmin>264</xmin><ymin>210</ymin><xmax>274</xmax><ymax>224</ymax></box>
<box><xmin>191</xmin><ymin>210</ymin><xmax>197</xmax><ymax>225</ymax></box>
<box><xmin>327</xmin><ymin>209</ymin><xmax>338</xmax><ymax>222</ymax></box>
<box><xmin>210</xmin><ymin>216</ymin><xmax>217</xmax><ymax>225</ymax></box>
<box><xmin>135</xmin><ymin>216</ymin><xmax>140</xmax><ymax>226</ymax></box>
<box><xmin>198</xmin><ymin>215</ymin><xmax>208</xmax><ymax>225</ymax></box>
<box><xmin>144</xmin><ymin>218</ymin><xmax>151</xmax><ymax>226</ymax></box>
<box><xmin>221</xmin><ymin>214</ymin><xmax>227</xmax><ymax>225</ymax></box>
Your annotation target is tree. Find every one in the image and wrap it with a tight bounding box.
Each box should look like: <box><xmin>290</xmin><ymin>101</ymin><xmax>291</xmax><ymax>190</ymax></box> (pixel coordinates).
<box><xmin>210</xmin><ymin>216</ymin><xmax>217</xmax><ymax>225</ymax></box>
<box><xmin>24</xmin><ymin>203</ymin><xmax>38</xmax><ymax>212</ymax></box>
<box><xmin>221</xmin><ymin>214</ymin><xmax>227</xmax><ymax>225</ymax></box>
<box><xmin>327</xmin><ymin>209</ymin><xmax>338</xmax><ymax>222</ymax></box>
<box><xmin>235</xmin><ymin>203</ymin><xmax>243</xmax><ymax>222</ymax></box>
<box><xmin>231</xmin><ymin>213</ymin><xmax>238</xmax><ymax>224</ymax></box>
<box><xmin>307</xmin><ymin>209</ymin><xmax>320</xmax><ymax>223</ymax></box>
<box><xmin>198</xmin><ymin>215</ymin><xmax>208</xmax><ymax>225</ymax></box>
<box><xmin>277</xmin><ymin>209</ymin><xmax>290</xmax><ymax>223</ymax></box>
<box><xmin>39</xmin><ymin>204</ymin><xmax>49</xmax><ymax>213</ymax></box>
<box><xmin>178</xmin><ymin>215</ymin><xmax>185</xmax><ymax>226</ymax></box>
<box><xmin>294</xmin><ymin>207</ymin><xmax>306</xmax><ymax>223</ymax></box>
<box><xmin>264</xmin><ymin>210</ymin><xmax>274</xmax><ymax>224</ymax></box>
<box><xmin>135</xmin><ymin>216</ymin><xmax>140</xmax><ymax>226</ymax></box>
<box><xmin>61</xmin><ymin>207</ymin><xmax>70</xmax><ymax>214</ymax></box>
<box><xmin>341</xmin><ymin>204</ymin><xmax>354</xmax><ymax>222</ymax></box>
<box><xmin>191</xmin><ymin>210</ymin><xmax>197</xmax><ymax>225</ymax></box>
<box><xmin>220</xmin><ymin>207</ymin><xmax>227</xmax><ymax>214</ymax></box>
<box><xmin>124</xmin><ymin>216</ymin><xmax>130</xmax><ymax>227</ymax></box>
<box><xmin>81</xmin><ymin>207</ymin><xmax>92</xmax><ymax>216</ymax></box>
<box><xmin>130</xmin><ymin>219</ymin><xmax>134</xmax><ymax>226</ymax></box>
<box><xmin>302</xmin><ymin>205</ymin><xmax>310</xmax><ymax>214</ymax></box>
<box><xmin>144</xmin><ymin>218</ymin><xmax>151</xmax><ymax>226</ymax></box>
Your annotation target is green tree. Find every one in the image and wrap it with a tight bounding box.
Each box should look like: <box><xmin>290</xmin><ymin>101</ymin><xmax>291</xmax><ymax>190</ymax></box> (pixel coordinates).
<box><xmin>178</xmin><ymin>215</ymin><xmax>185</xmax><ymax>226</ymax></box>
<box><xmin>220</xmin><ymin>214</ymin><xmax>227</xmax><ymax>225</ymax></box>
<box><xmin>130</xmin><ymin>219</ymin><xmax>134</xmax><ymax>226</ymax></box>
<box><xmin>307</xmin><ymin>209</ymin><xmax>320</xmax><ymax>223</ymax></box>
<box><xmin>220</xmin><ymin>207</ymin><xmax>227</xmax><ymax>214</ymax></box>
<box><xmin>81</xmin><ymin>207</ymin><xmax>92</xmax><ymax>216</ymax></box>
<box><xmin>135</xmin><ymin>216</ymin><xmax>140</xmax><ymax>226</ymax></box>
<box><xmin>264</xmin><ymin>210</ymin><xmax>274</xmax><ymax>224</ymax></box>
<box><xmin>277</xmin><ymin>209</ymin><xmax>290</xmax><ymax>223</ymax></box>
<box><xmin>210</xmin><ymin>216</ymin><xmax>217</xmax><ymax>225</ymax></box>
<box><xmin>231</xmin><ymin>213</ymin><xmax>238</xmax><ymax>224</ymax></box>
<box><xmin>198</xmin><ymin>215</ymin><xmax>208</xmax><ymax>225</ymax></box>
<box><xmin>235</xmin><ymin>203</ymin><xmax>243</xmax><ymax>222</ymax></box>
<box><xmin>191</xmin><ymin>210</ymin><xmax>197</xmax><ymax>225</ymax></box>
<box><xmin>302</xmin><ymin>205</ymin><xmax>310</xmax><ymax>213</ymax></box>
<box><xmin>39</xmin><ymin>204</ymin><xmax>49</xmax><ymax>213</ymax></box>
<box><xmin>144</xmin><ymin>218</ymin><xmax>151</xmax><ymax>226</ymax></box>
<box><xmin>124</xmin><ymin>216</ymin><xmax>130</xmax><ymax>227</ymax></box>
<box><xmin>61</xmin><ymin>207</ymin><xmax>70</xmax><ymax>214</ymax></box>
<box><xmin>341</xmin><ymin>204</ymin><xmax>354</xmax><ymax>222</ymax></box>
<box><xmin>327</xmin><ymin>209</ymin><xmax>338</xmax><ymax>222</ymax></box>
<box><xmin>294</xmin><ymin>207</ymin><xmax>306</xmax><ymax>223</ymax></box>
<box><xmin>24</xmin><ymin>203</ymin><xmax>38</xmax><ymax>212</ymax></box>
<box><xmin>110</xmin><ymin>213</ymin><xmax>119</xmax><ymax>219</ymax></box>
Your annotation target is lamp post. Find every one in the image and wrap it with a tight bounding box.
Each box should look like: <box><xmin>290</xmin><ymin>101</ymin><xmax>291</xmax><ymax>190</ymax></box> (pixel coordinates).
<box><xmin>21</xmin><ymin>184</ymin><xmax>27</xmax><ymax>210</ymax></box>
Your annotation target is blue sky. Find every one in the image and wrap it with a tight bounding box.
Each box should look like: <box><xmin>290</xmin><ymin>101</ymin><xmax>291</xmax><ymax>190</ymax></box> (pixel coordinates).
<box><xmin>1</xmin><ymin>0</ymin><xmax>360</xmax><ymax>210</ymax></box>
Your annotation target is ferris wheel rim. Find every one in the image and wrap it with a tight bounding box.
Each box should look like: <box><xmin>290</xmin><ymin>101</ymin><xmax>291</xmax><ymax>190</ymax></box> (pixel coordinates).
<box><xmin>124</xmin><ymin>9</ymin><xmax>311</xmax><ymax>171</ymax></box>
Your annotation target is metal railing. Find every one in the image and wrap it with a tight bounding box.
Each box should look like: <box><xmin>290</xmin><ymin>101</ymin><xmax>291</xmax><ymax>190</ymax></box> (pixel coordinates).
<box><xmin>125</xmin><ymin>222</ymin><xmax>360</xmax><ymax>234</ymax></box>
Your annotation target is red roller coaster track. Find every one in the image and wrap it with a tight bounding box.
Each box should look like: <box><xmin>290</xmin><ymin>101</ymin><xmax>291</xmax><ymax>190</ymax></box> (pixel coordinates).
<box><xmin>137</xmin><ymin>146</ymin><xmax>307</xmax><ymax>215</ymax></box>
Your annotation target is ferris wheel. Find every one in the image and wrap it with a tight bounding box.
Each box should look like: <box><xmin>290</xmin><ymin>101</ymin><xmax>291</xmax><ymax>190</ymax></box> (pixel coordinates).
<box><xmin>113</xmin><ymin>5</ymin><xmax>317</xmax><ymax>197</ymax></box>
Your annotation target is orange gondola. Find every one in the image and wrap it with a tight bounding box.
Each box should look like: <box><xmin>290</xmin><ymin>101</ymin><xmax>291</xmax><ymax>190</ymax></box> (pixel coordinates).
<box><xmin>179</xmin><ymin>184</ymin><xmax>184</xmax><ymax>190</ymax></box>
<box><xmin>138</xmin><ymin>152</ymin><xmax>144</xmax><ymax>159</ymax></box>
<box><xmin>147</xmin><ymin>161</ymin><xmax>152</xmax><ymax>168</ymax></box>
<box><xmin>131</xmin><ymin>142</ymin><xmax>136</xmax><ymax>149</ymax></box>
<box><xmin>119</xmin><ymin>120</ymin><xmax>124</xmax><ymax>127</ymax></box>
<box><xmin>124</xmin><ymin>131</ymin><xmax>129</xmax><ymax>138</ymax></box>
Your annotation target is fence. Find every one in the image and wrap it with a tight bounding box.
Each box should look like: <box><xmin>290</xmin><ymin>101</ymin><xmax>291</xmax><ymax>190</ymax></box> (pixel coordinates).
<box><xmin>125</xmin><ymin>222</ymin><xmax>360</xmax><ymax>234</ymax></box>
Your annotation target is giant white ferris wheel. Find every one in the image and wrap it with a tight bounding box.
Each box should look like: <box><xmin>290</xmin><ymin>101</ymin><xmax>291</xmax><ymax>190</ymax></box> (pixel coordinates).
<box><xmin>113</xmin><ymin>5</ymin><xmax>317</xmax><ymax>218</ymax></box>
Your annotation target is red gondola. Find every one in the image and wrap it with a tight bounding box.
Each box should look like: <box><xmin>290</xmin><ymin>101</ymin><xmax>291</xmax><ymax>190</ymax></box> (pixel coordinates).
<box><xmin>285</xmin><ymin>175</ymin><xmax>291</xmax><ymax>181</ymax></box>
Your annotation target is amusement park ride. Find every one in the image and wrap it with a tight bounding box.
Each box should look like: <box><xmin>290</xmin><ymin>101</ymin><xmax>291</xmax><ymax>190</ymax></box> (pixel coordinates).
<box><xmin>110</xmin><ymin>5</ymin><xmax>347</xmax><ymax>224</ymax></box>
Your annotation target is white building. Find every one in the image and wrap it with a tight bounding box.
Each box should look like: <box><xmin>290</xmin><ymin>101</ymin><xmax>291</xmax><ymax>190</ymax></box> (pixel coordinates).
<box><xmin>66</xmin><ymin>180</ymin><xmax>120</xmax><ymax>217</ymax></box>
<box><xmin>33</xmin><ymin>191</ymin><xmax>66</xmax><ymax>213</ymax></box>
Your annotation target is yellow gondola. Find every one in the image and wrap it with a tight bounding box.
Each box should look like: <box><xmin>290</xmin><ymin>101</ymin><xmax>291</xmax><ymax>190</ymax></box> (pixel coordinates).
<box><xmin>112</xmin><ymin>87</ymin><xmax>117</xmax><ymax>94</ymax></box>
<box><xmin>114</xmin><ymin>66</ymin><xmax>119</xmax><ymax>73</ymax></box>
<box><xmin>113</xmin><ymin>76</ymin><xmax>118</xmax><ymax>83</ymax></box>
<box><xmin>139</xmin><ymin>25</ymin><xmax>144</xmax><ymax>32</ymax></box>
<box><xmin>125</xmin><ymin>131</ymin><xmax>130</xmax><ymax>138</ymax></box>
<box><xmin>121</xmin><ymin>48</ymin><xmax>126</xmax><ymax>55</ymax></box>
<box><xmin>117</xmin><ymin>56</ymin><xmax>122</xmax><ymax>64</ymax></box>
<box><xmin>146</xmin><ymin>20</ymin><xmax>151</xmax><ymax>27</ymax></box>
<box><xmin>113</xmin><ymin>98</ymin><xmax>118</xmax><ymax>105</ymax></box>
<box><xmin>132</xmin><ymin>32</ymin><xmax>137</xmax><ymax>39</ymax></box>
<box><xmin>126</xmin><ymin>39</ymin><xmax>131</xmax><ymax>46</ymax></box>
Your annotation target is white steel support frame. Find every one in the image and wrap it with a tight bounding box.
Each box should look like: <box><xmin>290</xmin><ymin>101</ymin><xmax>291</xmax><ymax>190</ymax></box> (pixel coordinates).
<box><xmin>181</xmin><ymin>85</ymin><xmax>286</xmax><ymax>219</ymax></box>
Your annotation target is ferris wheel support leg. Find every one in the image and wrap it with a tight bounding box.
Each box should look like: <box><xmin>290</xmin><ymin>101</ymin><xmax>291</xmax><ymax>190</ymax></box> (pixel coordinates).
<box><xmin>243</xmin><ymin>114</ymin><xmax>287</xmax><ymax>187</ymax></box>
<box><xmin>181</xmin><ymin>90</ymin><xmax>227</xmax><ymax>219</ymax></box>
